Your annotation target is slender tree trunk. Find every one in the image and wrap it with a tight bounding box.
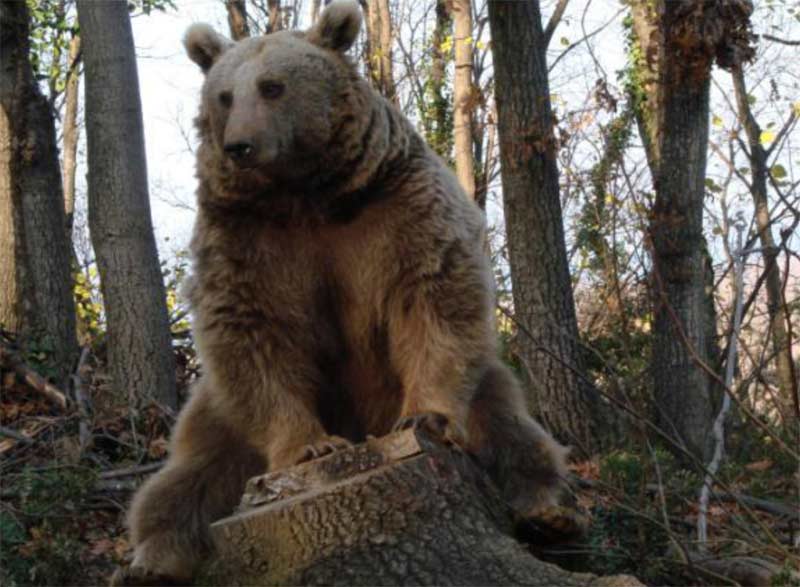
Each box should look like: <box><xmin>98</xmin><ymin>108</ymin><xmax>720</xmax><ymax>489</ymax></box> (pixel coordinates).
<box><xmin>487</xmin><ymin>0</ymin><xmax>605</xmax><ymax>452</ymax></box>
<box><xmin>62</xmin><ymin>35</ymin><xmax>81</xmax><ymax>241</ymax></box>
<box><xmin>628</xmin><ymin>1</ymin><xmax>745</xmax><ymax>460</ymax></box>
<box><xmin>267</xmin><ymin>0</ymin><xmax>283</xmax><ymax>33</ymax></box>
<box><xmin>731</xmin><ymin>65</ymin><xmax>796</xmax><ymax>421</ymax></box>
<box><xmin>309</xmin><ymin>0</ymin><xmax>321</xmax><ymax>25</ymax></box>
<box><xmin>452</xmin><ymin>0</ymin><xmax>475</xmax><ymax>200</ymax></box>
<box><xmin>425</xmin><ymin>0</ymin><xmax>452</xmax><ymax>159</ymax></box>
<box><xmin>225</xmin><ymin>0</ymin><xmax>250</xmax><ymax>40</ymax></box>
<box><xmin>0</xmin><ymin>109</ymin><xmax>20</xmax><ymax>333</ymax></box>
<box><xmin>375</xmin><ymin>0</ymin><xmax>396</xmax><ymax>104</ymax></box>
<box><xmin>76</xmin><ymin>0</ymin><xmax>177</xmax><ymax>410</ymax></box>
<box><xmin>0</xmin><ymin>0</ymin><xmax>78</xmax><ymax>387</ymax></box>
<box><xmin>363</xmin><ymin>0</ymin><xmax>396</xmax><ymax>103</ymax></box>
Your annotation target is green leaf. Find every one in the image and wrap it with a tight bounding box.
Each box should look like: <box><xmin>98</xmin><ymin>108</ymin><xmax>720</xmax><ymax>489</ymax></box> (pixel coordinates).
<box><xmin>770</xmin><ymin>164</ymin><xmax>787</xmax><ymax>179</ymax></box>
<box><xmin>560</xmin><ymin>36</ymin><xmax>570</xmax><ymax>46</ymax></box>
<box><xmin>704</xmin><ymin>178</ymin><xmax>723</xmax><ymax>193</ymax></box>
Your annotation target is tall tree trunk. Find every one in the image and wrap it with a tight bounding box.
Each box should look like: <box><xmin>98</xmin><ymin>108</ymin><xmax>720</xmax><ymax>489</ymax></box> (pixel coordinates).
<box><xmin>62</xmin><ymin>34</ymin><xmax>81</xmax><ymax>242</ymax></box>
<box><xmin>487</xmin><ymin>0</ymin><xmax>605</xmax><ymax>452</ymax></box>
<box><xmin>76</xmin><ymin>0</ymin><xmax>177</xmax><ymax>410</ymax></box>
<box><xmin>424</xmin><ymin>0</ymin><xmax>452</xmax><ymax>159</ymax></box>
<box><xmin>309</xmin><ymin>0</ymin><xmax>321</xmax><ymax>25</ymax></box>
<box><xmin>0</xmin><ymin>109</ymin><xmax>20</xmax><ymax>334</ymax></box>
<box><xmin>731</xmin><ymin>65</ymin><xmax>796</xmax><ymax>422</ymax></box>
<box><xmin>225</xmin><ymin>0</ymin><xmax>250</xmax><ymax>40</ymax></box>
<box><xmin>363</xmin><ymin>0</ymin><xmax>396</xmax><ymax>103</ymax></box>
<box><xmin>629</xmin><ymin>0</ymin><xmax>754</xmax><ymax>460</ymax></box>
<box><xmin>452</xmin><ymin>0</ymin><xmax>475</xmax><ymax>200</ymax></box>
<box><xmin>0</xmin><ymin>0</ymin><xmax>78</xmax><ymax>387</ymax></box>
<box><xmin>375</xmin><ymin>0</ymin><xmax>395</xmax><ymax>104</ymax></box>
<box><xmin>267</xmin><ymin>0</ymin><xmax>283</xmax><ymax>33</ymax></box>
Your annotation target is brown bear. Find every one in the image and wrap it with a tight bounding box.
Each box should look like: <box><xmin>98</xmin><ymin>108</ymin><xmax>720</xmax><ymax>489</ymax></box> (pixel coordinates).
<box><xmin>121</xmin><ymin>1</ymin><xmax>570</xmax><ymax>582</ymax></box>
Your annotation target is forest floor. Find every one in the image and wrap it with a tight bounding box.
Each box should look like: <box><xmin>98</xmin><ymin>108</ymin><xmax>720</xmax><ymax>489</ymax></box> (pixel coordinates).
<box><xmin>1</xmin><ymin>342</ymin><xmax>798</xmax><ymax>586</ymax></box>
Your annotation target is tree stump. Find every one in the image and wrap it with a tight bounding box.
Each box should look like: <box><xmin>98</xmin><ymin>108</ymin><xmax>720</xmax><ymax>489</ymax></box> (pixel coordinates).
<box><xmin>204</xmin><ymin>428</ymin><xmax>642</xmax><ymax>586</ymax></box>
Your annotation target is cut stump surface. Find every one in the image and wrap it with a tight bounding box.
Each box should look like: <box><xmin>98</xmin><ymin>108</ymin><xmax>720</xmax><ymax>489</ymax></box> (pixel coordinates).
<box><xmin>206</xmin><ymin>428</ymin><xmax>642</xmax><ymax>586</ymax></box>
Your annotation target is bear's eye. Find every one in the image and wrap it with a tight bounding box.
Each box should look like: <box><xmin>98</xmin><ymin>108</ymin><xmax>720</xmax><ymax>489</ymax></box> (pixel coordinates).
<box><xmin>258</xmin><ymin>80</ymin><xmax>285</xmax><ymax>100</ymax></box>
<box><xmin>219</xmin><ymin>91</ymin><xmax>233</xmax><ymax>108</ymax></box>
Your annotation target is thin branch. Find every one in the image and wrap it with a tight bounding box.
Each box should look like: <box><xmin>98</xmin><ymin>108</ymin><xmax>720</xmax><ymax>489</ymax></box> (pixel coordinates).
<box><xmin>0</xmin><ymin>425</ymin><xmax>33</xmax><ymax>444</ymax></box>
<box><xmin>0</xmin><ymin>344</ymin><xmax>68</xmax><ymax>411</ymax></box>
<box><xmin>548</xmin><ymin>7</ymin><xmax>624</xmax><ymax>72</ymax></box>
<box><xmin>99</xmin><ymin>461</ymin><xmax>164</xmax><ymax>479</ymax></box>
<box><xmin>762</xmin><ymin>33</ymin><xmax>800</xmax><ymax>46</ymax></box>
<box><xmin>542</xmin><ymin>0</ymin><xmax>569</xmax><ymax>50</ymax></box>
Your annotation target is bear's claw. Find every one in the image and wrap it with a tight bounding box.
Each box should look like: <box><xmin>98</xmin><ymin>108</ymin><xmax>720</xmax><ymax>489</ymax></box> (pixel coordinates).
<box><xmin>515</xmin><ymin>504</ymin><xmax>590</xmax><ymax>545</ymax></box>
<box><xmin>295</xmin><ymin>435</ymin><xmax>352</xmax><ymax>464</ymax></box>
<box><xmin>109</xmin><ymin>565</ymin><xmax>189</xmax><ymax>587</ymax></box>
<box><xmin>392</xmin><ymin>411</ymin><xmax>463</xmax><ymax>445</ymax></box>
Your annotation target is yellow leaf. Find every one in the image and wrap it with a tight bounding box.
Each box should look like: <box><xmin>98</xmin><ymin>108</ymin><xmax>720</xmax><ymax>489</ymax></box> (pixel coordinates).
<box><xmin>793</xmin><ymin>101</ymin><xmax>800</xmax><ymax>116</ymax></box>
<box><xmin>712</xmin><ymin>114</ymin><xmax>723</xmax><ymax>127</ymax></box>
<box><xmin>759</xmin><ymin>130</ymin><xmax>775</xmax><ymax>145</ymax></box>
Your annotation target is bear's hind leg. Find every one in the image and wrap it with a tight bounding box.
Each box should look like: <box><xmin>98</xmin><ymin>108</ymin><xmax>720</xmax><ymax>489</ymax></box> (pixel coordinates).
<box><xmin>466</xmin><ymin>362</ymin><xmax>586</xmax><ymax>542</ymax></box>
<box><xmin>119</xmin><ymin>380</ymin><xmax>264</xmax><ymax>584</ymax></box>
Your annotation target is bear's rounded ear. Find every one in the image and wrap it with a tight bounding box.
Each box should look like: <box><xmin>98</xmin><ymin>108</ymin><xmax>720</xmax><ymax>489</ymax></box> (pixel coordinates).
<box><xmin>307</xmin><ymin>0</ymin><xmax>362</xmax><ymax>53</ymax></box>
<box><xmin>184</xmin><ymin>24</ymin><xmax>233</xmax><ymax>73</ymax></box>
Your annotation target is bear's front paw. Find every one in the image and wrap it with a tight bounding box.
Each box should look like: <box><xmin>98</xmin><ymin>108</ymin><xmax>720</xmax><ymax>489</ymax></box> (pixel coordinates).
<box><xmin>295</xmin><ymin>434</ymin><xmax>352</xmax><ymax>464</ymax></box>
<box><xmin>110</xmin><ymin>565</ymin><xmax>190</xmax><ymax>587</ymax></box>
<box><xmin>515</xmin><ymin>504</ymin><xmax>590</xmax><ymax>545</ymax></box>
<box><xmin>392</xmin><ymin>411</ymin><xmax>464</xmax><ymax>446</ymax></box>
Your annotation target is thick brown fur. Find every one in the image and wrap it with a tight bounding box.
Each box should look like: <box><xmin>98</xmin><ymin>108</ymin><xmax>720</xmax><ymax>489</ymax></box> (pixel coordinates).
<box><xmin>125</xmin><ymin>1</ymin><xmax>569</xmax><ymax>581</ymax></box>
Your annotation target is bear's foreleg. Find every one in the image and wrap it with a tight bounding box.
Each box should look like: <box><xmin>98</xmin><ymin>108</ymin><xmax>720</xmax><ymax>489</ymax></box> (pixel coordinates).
<box><xmin>122</xmin><ymin>380</ymin><xmax>264</xmax><ymax>583</ymax></box>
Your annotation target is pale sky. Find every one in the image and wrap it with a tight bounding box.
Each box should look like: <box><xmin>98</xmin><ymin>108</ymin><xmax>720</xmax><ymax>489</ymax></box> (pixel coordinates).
<box><xmin>124</xmin><ymin>0</ymin><xmax>798</xmax><ymax>280</ymax></box>
<box><xmin>128</xmin><ymin>0</ymin><xmax>631</xmax><ymax>255</ymax></box>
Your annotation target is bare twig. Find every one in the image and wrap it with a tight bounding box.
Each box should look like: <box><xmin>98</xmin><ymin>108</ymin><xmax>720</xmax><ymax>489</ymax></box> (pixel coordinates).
<box><xmin>70</xmin><ymin>346</ymin><xmax>93</xmax><ymax>454</ymax></box>
<box><xmin>762</xmin><ymin>34</ymin><xmax>800</xmax><ymax>46</ymax></box>
<box><xmin>99</xmin><ymin>461</ymin><xmax>164</xmax><ymax>479</ymax></box>
<box><xmin>0</xmin><ymin>343</ymin><xmax>68</xmax><ymax>411</ymax></box>
<box><xmin>0</xmin><ymin>425</ymin><xmax>33</xmax><ymax>444</ymax></box>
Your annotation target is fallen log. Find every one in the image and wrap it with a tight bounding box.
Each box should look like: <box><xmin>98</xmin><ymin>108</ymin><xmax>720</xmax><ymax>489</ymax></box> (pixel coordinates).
<box><xmin>202</xmin><ymin>428</ymin><xmax>642</xmax><ymax>587</ymax></box>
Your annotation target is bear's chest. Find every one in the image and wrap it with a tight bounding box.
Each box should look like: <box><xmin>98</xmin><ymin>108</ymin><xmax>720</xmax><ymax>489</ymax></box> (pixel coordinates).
<box><xmin>246</xmin><ymin>212</ymin><xmax>398</xmax><ymax>337</ymax></box>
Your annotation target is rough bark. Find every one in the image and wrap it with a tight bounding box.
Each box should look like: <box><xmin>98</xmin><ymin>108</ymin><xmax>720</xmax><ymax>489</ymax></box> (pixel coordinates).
<box><xmin>62</xmin><ymin>34</ymin><xmax>81</xmax><ymax>241</ymax></box>
<box><xmin>76</xmin><ymin>0</ymin><xmax>177</xmax><ymax>410</ymax></box>
<box><xmin>731</xmin><ymin>65</ymin><xmax>796</xmax><ymax>422</ymax></box>
<box><xmin>452</xmin><ymin>0</ymin><xmax>475</xmax><ymax>200</ymax></box>
<box><xmin>205</xmin><ymin>428</ymin><xmax>642</xmax><ymax>587</ymax></box>
<box><xmin>363</xmin><ymin>0</ymin><xmax>396</xmax><ymax>103</ymax></box>
<box><xmin>0</xmin><ymin>0</ymin><xmax>78</xmax><ymax>387</ymax></box>
<box><xmin>0</xmin><ymin>105</ymin><xmax>18</xmax><ymax>333</ymax></box>
<box><xmin>487</xmin><ymin>0</ymin><xmax>606</xmax><ymax>452</ymax></box>
<box><xmin>629</xmin><ymin>1</ymin><xmax>755</xmax><ymax>460</ymax></box>
<box><xmin>225</xmin><ymin>0</ymin><xmax>251</xmax><ymax>40</ymax></box>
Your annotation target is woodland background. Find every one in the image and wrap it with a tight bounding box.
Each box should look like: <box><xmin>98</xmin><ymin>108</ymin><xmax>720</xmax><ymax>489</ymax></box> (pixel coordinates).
<box><xmin>0</xmin><ymin>0</ymin><xmax>798</xmax><ymax>585</ymax></box>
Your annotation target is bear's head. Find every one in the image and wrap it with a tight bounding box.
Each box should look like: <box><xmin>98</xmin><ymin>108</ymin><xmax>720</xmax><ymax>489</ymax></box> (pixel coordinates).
<box><xmin>184</xmin><ymin>0</ymin><xmax>368</xmax><ymax>194</ymax></box>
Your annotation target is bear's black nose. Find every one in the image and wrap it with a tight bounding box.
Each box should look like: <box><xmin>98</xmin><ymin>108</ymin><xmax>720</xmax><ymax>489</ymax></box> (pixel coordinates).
<box><xmin>224</xmin><ymin>141</ymin><xmax>255</xmax><ymax>165</ymax></box>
